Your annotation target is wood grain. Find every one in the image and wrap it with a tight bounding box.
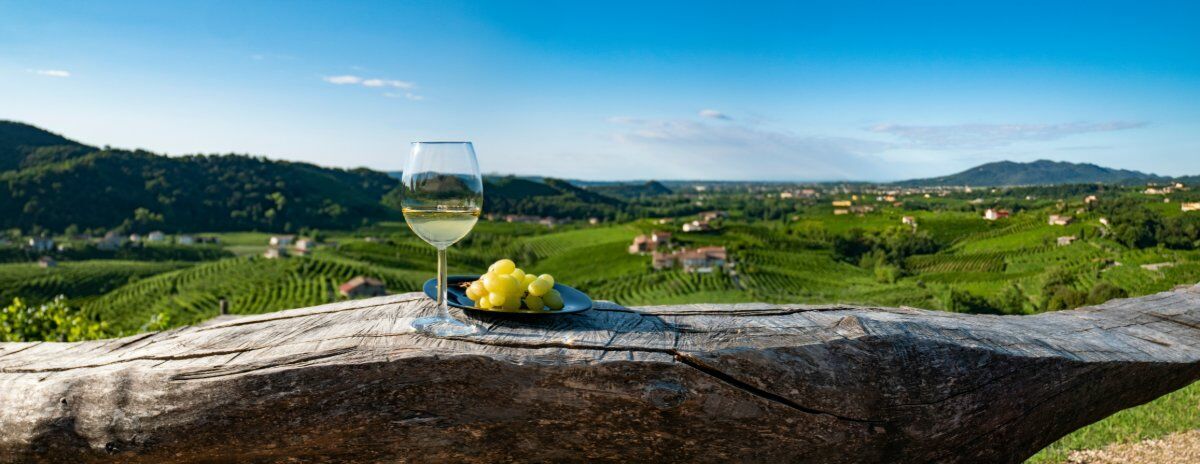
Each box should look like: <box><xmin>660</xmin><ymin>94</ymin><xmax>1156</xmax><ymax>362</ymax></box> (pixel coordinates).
<box><xmin>2</xmin><ymin>285</ymin><xmax>1200</xmax><ymax>463</ymax></box>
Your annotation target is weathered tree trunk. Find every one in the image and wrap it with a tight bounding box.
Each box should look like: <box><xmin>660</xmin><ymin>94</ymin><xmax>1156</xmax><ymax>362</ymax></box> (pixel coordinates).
<box><xmin>3</xmin><ymin>285</ymin><xmax>1200</xmax><ymax>463</ymax></box>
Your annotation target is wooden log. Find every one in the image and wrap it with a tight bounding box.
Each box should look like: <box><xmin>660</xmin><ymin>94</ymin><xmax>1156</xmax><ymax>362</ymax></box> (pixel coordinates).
<box><xmin>2</xmin><ymin>285</ymin><xmax>1200</xmax><ymax>463</ymax></box>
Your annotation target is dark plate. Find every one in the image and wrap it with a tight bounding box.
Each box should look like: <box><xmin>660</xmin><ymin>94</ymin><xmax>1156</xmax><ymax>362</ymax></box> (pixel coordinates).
<box><xmin>422</xmin><ymin>275</ymin><xmax>592</xmax><ymax>315</ymax></box>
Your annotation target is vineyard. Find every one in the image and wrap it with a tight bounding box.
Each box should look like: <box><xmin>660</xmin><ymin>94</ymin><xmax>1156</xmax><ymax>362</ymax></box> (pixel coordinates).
<box><xmin>0</xmin><ymin>189</ymin><xmax>1194</xmax><ymax>337</ymax></box>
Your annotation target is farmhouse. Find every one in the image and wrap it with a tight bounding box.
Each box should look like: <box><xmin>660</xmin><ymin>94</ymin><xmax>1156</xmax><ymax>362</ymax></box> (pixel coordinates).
<box><xmin>263</xmin><ymin>247</ymin><xmax>287</xmax><ymax>259</ymax></box>
<box><xmin>269</xmin><ymin>235</ymin><xmax>295</xmax><ymax>247</ymax></box>
<box><xmin>1084</xmin><ymin>195</ymin><xmax>1098</xmax><ymax>204</ymax></box>
<box><xmin>651</xmin><ymin>246</ymin><xmax>728</xmax><ymax>273</ymax></box>
<box><xmin>1057</xmin><ymin>236</ymin><xmax>1077</xmax><ymax>246</ymax></box>
<box><xmin>831</xmin><ymin>200</ymin><xmax>852</xmax><ymax>208</ymax></box>
<box><xmin>902</xmin><ymin>216</ymin><xmax>917</xmax><ymax>227</ymax></box>
<box><xmin>294</xmin><ymin>239</ymin><xmax>317</xmax><ymax>255</ymax></box>
<box><xmin>27</xmin><ymin>237</ymin><xmax>54</xmax><ymax>253</ymax></box>
<box><xmin>983</xmin><ymin>209</ymin><xmax>1010</xmax><ymax>221</ymax></box>
<box><xmin>699</xmin><ymin>211</ymin><xmax>727</xmax><ymax>221</ymax></box>
<box><xmin>651</xmin><ymin>251</ymin><xmax>676</xmax><ymax>270</ymax></box>
<box><xmin>339</xmin><ymin>276</ymin><xmax>387</xmax><ymax>298</ymax></box>
<box><xmin>1048</xmin><ymin>215</ymin><xmax>1073</xmax><ymax>226</ymax></box>
<box><xmin>629</xmin><ymin>231</ymin><xmax>672</xmax><ymax>254</ymax></box>
<box><xmin>97</xmin><ymin>232</ymin><xmax>125</xmax><ymax>251</ymax></box>
<box><xmin>682</xmin><ymin>220</ymin><xmax>712</xmax><ymax>232</ymax></box>
<box><xmin>834</xmin><ymin>209</ymin><xmax>850</xmax><ymax>215</ymax></box>
<box><xmin>849</xmin><ymin>205</ymin><xmax>875</xmax><ymax>214</ymax></box>
<box><xmin>1182</xmin><ymin>202</ymin><xmax>1200</xmax><ymax>212</ymax></box>
<box><xmin>176</xmin><ymin>235</ymin><xmax>195</xmax><ymax>245</ymax></box>
<box><xmin>37</xmin><ymin>256</ymin><xmax>56</xmax><ymax>268</ymax></box>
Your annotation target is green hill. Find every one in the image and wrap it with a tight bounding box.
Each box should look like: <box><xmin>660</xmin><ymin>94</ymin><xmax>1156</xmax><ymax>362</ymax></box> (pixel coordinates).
<box><xmin>384</xmin><ymin>174</ymin><xmax>627</xmax><ymax>220</ymax></box>
<box><xmin>0</xmin><ymin>120</ymin><xmax>96</xmax><ymax>172</ymax></box>
<box><xmin>0</xmin><ymin>122</ymin><xmax>399</xmax><ymax>233</ymax></box>
<box><xmin>585</xmin><ymin>180</ymin><xmax>673</xmax><ymax>198</ymax></box>
<box><xmin>897</xmin><ymin>160</ymin><xmax>1168</xmax><ymax>187</ymax></box>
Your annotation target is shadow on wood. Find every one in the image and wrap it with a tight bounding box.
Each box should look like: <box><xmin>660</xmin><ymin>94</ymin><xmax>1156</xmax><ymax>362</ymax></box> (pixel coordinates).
<box><xmin>2</xmin><ymin>285</ymin><xmax>1200</xmax><ymax>463</ymax></box>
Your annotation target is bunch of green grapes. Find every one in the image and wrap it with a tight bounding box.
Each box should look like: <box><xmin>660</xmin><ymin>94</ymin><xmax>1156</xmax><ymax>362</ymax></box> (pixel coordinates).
<box><xmin>465</xmin><ymin>259</ymin><xmax>565</xmax><ymax>311</ymax></box>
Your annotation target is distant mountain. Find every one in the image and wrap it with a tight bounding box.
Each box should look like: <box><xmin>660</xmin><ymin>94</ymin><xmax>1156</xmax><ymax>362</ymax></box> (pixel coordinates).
<box><xmin>896</xmin><ymin>160</ymin><xmax>1169</xmax><ymax>187</ymax></box>
<box><xmin>584</xmin><ymin>180</ymin><xmax>672</xmax><ymax>198</ymax></box>
<box><xmin>0</xmin><ymin>121</ymin><xmax>96</xmax><ymax>172</ymax></box>
<box><xmin>0</xmin><ymin>121</ymin><xmax>398</xmax><ymax>233</ymax></box>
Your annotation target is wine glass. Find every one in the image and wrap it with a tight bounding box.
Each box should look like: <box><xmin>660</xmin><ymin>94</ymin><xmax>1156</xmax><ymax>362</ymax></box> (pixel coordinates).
<box><xmin>401</xmin><ymin>142</ymin><xmax>483</xmax><ymax>336</ymax></box>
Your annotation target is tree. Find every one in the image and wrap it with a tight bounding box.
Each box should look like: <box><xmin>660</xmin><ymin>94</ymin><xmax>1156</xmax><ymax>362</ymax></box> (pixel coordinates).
<box><xmin>944</xmin><ymin>289</ymin><xmax>1002</xmax><ymax>315</ymax></box>
<box><xmin>1087</xmin><ymin>283</ymin><xmax>1128</xmax><ymax>305</ymax></box>
<box><xmin>992</xmin><ymin>283</ymin><xmax>1028</xmax><ymax>315</ymax></box>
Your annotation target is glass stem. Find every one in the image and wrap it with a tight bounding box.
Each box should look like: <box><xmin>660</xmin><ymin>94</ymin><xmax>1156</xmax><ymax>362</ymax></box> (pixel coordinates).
<box><xmin>436</xmin><ymin>247</ymin><xmax>450</xmax><ymax>320</ymax></box>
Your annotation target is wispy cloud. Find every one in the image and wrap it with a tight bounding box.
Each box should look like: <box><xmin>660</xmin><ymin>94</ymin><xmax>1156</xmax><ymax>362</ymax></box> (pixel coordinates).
<box><xmin>385</xmin><ymin>92</ymin><xmax>424</xmax><ymax>101</ymax></box>
<box><xmin>30</xmin><ymin>69</ymin><xmax>70</xmax><ymax>78</ymax></box>
<box><xmin>698</xmin><ymin>109</ymin><xmax>731</xmax><ymax>120</ymax></box>
<box><xmin>868</xmin><ymin>121</ymin><xmax>1146</xmax><ymax>149</ymax></box>
<box><xmin>362</xmin><ymin>78</ymin><xmax>414</xmax><ymax>89</ymax></box>
<box><xmin>609</xmin><ymin>117</ymin><xmax>891</xmax><ymax>180</ymax></box>
<box><xmin>323</xmin><ymin>74</ymin><xmax>420</xmax><ymax>99</ymax></box>
<box><xmin>323</xmin><ymin>75</ymin><xmax>414</xmax><ymax>89</ymax></box>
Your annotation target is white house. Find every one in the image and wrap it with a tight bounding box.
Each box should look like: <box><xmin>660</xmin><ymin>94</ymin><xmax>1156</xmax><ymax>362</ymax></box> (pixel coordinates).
<box><xmin>984</xmin><ymin>209</ymin><xmax>1010</xmax><ymax>221</ymax></box>
<box><xmin>176</xmin><ymin>235</ymin><xmax>196</xmax><ymax>245</ymax></box>
<box><xmin>1182</xmin><ymin>202</ymin><xmax>1200</xmax><ymax>212</ymax></box>
<box><xmin>1048</xmin><ymin>215</ymin><xmax>1073</xmax><ymax>226</ymax></box>
<box><xmin>146</xmin><ymin>231</ymin><xmax>166</xmax><ymax>242</ymax></box>
<box><xmin>269</xmin><ymin>235</ymin><xmax>295</xmax><ymax>247</ymax></box>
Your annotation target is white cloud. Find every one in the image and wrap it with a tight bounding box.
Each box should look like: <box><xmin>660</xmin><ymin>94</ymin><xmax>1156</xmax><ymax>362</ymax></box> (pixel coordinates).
<box><xmin>362</xmin><ymin>78</ymin><xmax>414</xmax><ymax>89</ymax></box>
<box><xmin>323</xmin><ymin>74</ymin><xmax>419</xmax><ymax>99</ymax></box>
<box><xmin>609</xmin><ymin>117</ymin><xmax>892</xmax><ymax>180</ymax></box>
<box><xmin>323</xmin><ymin>75</ymin><xmax>362</xmax><ymax>85</ymax></box>
<box><xmin>31</xmin><ymin>69</ymin><xmax>70</xmax><ymax>78</ymax></box>
<box><xmin>698</xmin><ymin>109</ymin><xmax>731</xmax><ymax>120</ymax></box>
<box><xmin>868</xmin><ymin>121</ymin><xmax>1146</xmax><ymax>149</ymax></box>
<box><xmin>385</xmin><ymin>92</ymin><xmax>424</xmax><ymax>101</ymax></box>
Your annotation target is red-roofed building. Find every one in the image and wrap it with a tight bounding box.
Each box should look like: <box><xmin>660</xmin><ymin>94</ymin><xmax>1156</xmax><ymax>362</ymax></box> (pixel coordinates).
<box><xmin>339</xmin><ymin>276</ymin><xmax>387</xmax><ymax>299</ymax></box>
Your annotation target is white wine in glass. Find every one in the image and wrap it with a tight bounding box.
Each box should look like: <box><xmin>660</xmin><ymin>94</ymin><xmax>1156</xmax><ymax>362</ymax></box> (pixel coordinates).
<box><xmin>401</xmin><ymin>142</ymin><xmax>483</xmax><ymax>336</ymax></box>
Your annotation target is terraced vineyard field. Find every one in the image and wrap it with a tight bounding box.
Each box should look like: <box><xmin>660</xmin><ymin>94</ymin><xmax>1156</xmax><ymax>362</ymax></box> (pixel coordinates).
<box><xmin>82</xmin><ymin>255</ymin><xmax>426</xmax><ymax>333</ymax></box>
<box><xmin>0</xmin><ymin>260</ymin><xmax>194</xmax><ymax>305</ymax></box>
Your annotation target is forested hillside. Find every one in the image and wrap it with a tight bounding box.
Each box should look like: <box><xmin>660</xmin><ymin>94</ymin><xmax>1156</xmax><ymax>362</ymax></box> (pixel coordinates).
<box><xmin>0</xmin><ymin>120</ymin><xmax>95</xmax><ymax>172</ymax></box>
<box><xmin>0</xmin><ymin>121</ymin><xmax>399</xmax><ymax>233</ymax></box>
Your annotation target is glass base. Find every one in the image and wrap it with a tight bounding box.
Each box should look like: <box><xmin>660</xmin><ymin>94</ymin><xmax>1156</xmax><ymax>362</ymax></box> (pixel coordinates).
<box><xmin>411</xmin><ymin>315</ymin><xmax>478</xmax><ymax>337</ymax></box>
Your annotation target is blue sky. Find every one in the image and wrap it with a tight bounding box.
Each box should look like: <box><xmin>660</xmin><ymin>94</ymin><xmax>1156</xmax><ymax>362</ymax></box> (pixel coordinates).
<box><xmin>1</xmin><ymin>1</ymin><xmax>1197</xmax><ymax>181</ymax></box>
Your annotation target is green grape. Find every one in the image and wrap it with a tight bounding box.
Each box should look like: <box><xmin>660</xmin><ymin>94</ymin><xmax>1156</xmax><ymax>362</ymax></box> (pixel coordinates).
<box><xmin>524</xmin><ymin>294</ymin><xmax>545</xmax><ymax>311</ymax></box>
<box><xmin>528</xmin><ymin>278</ymin><xmax>553</xmax><ymax>297</ymax></box>
<box><xmin>538</xmin><ymin>274</ymin><xmax>555</xmax><ymax>286</ymax></box>
<box><xmin>466</xmin><ymin>281</ymin><xmax>486</xmax><ymax>301</ymax></box>
<box><xmin>489</xmin><ymin>259</ymin><xmax>516</xmax><ymax>275</ymax></box>
<box><xmin>488</xmin><ymin>292</ymin><xmax>506</xmax><ymax>307</ymax></box>
<box><xmin>522</xmin><ymin>274</ymin><xmax>537</xmax><ymax>287</ymax></box>
<box><xmin>502</xmin><ymin>297</ymin><xmax>522</xmax><ymax>310</ymax></box>
<box><xmin>543</xmin><ymin>289</ymin><xmax>564</xmax><ymax>310</ymax></box>
<box><xmin>510</xmin><ymin>268</ymin><xmax>527</xmax><ymax>284</ymax></box>
<box><xmin>478</xmin><ymin>297</ymin><xmax>494</xmax><ymax>309</ymax></box>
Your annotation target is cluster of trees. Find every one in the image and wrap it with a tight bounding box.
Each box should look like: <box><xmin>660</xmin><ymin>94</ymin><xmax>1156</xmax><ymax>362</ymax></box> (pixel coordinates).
<box><xmin>831</xmin><ymin>227</ymin><xmax>941</xmax><ymax>283</ymax></box>
<box><xmin>942</xmin><ymin>267</ymin><xmax>1129</xmax><ymax>315</ymax></box>
<box><xmin>1094</xmin><ymin>198</ymin><xmax>1200</xmax><ymax>249</ymax></box>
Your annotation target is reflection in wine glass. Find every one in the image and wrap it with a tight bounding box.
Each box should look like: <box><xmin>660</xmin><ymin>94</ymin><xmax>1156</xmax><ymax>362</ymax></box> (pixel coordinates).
<box><xmin>401</xmin><ymin>142</ymin><xmax>482</xmax><ymax>336</ymax></box>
